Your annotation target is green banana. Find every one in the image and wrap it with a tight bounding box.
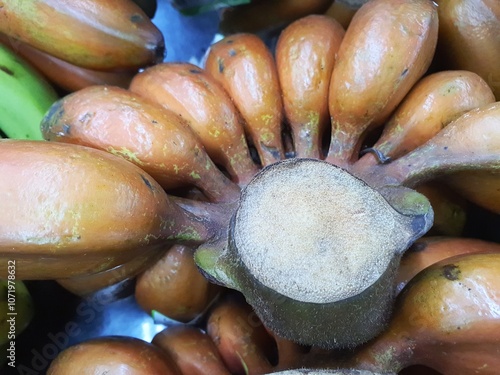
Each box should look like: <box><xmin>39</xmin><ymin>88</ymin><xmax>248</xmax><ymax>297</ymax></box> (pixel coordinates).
<box><xmin>0</xmin><ymin>43</ymin><xmax>58</xmax><ymax>140</ymax></box>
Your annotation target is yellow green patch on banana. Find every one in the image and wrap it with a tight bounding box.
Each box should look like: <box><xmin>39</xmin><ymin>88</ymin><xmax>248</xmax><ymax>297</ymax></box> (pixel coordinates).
<box><xmin>0</xmin><ymin>44</ymin><xmax>58</xmax><ymax>140</ymax></box>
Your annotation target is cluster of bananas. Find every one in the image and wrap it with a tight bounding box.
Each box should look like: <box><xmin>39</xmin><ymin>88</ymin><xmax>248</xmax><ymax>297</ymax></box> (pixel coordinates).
<box><xmin>1</xmin><ymin>0</ymin><xmax>500</xmax><ymax>374</ymax></box>
<box><xmin>0</xmin><ymin>0</ymin><xmax>160</xmax><ymax>140</ymax></box>
<box><xmin>0</xmin><ymin>0</ymin><xmax>161</xmax><ymax>355</ymax></box>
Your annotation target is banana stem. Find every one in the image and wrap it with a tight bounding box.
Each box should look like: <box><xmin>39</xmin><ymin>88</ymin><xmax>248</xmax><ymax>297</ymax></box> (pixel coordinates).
<box><xmin>325</xmin><ymin>124</ymin><xmax>365</xmax><ymax>167</ymax></box>
<box><xmin>197</xmin><ymin>173</ymin><xmax>242</xmax><ymax>203</ymax></box>
<box><xmin>362</xmin><ymin>152</ymin><xmax>500</xmax><ymax>189</ymax></box>
<box><xmin>169</xmin><ymin>197</ymin><xmax>236</xmax><ymax>245</ymax></box>
<box><xmin>225</xmin><ymin>155</ymin><xmax>260</xmax><ymax>187</ymax></box>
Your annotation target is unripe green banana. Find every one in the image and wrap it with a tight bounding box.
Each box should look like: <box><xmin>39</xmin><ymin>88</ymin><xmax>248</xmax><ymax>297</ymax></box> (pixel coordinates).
<box><xmin>0</xmin><ymin>44</ymin><xmax>58</xmax><ymax>140</ymax></box>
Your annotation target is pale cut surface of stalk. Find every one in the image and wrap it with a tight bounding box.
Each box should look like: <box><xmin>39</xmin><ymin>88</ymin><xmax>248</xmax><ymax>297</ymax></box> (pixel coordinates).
<box><xmin>196</xmin><ymin>158</ymin><xmax>433</xmax><ymax>348</ymax></box>
<box><xmin>234</xmin><ymin>160</ymin><xmax>406</xmax><ymax>303</ymax></box>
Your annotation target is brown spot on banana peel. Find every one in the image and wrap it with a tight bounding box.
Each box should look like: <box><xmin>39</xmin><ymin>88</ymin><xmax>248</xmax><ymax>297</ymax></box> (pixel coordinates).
<box><xmin>0</xmin><ymin>65</ymin><xmax>14</xmax><ymax>75</ymax></box>
<box><xmin>406</xmin><ymin>241</ymin><xmax>427</xmax><ymax>253</ymax></box>
<box><xmin>40</xmin><ymin>99</ymin><xmax>65</xmax><ymax>136</ymax></box>
<box><xmin>140</xmin><ymin>174</ymin><xmax>155</xmax><ymax>191</ymax></box>
<box><xmin>217</xmin><ymin>57</ymin><xmax>224</xmax><ymax>73</ymax></box>
<box><xmin>442</xmin><ymin>264</ymin><xmax>460</xmax><ymax>281</ymax></box>
<box><xmin>337</xmin><ymin>0</ymin><xmax>371</xmax><ymax>8</ymax></box>
<box><xmin>130</xmin><ymin>13</ymin><xmax>144</xmax><ymax>23</ymax></box>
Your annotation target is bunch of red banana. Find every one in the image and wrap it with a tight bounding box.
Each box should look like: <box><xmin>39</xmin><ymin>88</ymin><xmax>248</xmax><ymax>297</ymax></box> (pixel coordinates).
<box><xmin>48</xmin><ymin>238</ymin><xmax>500</xmax><ymax>374</ymax></box>
<box><xmin>3</xmin><ymin>0</ymin><xmax>499</xmax><ymax>323</ymax></box>
<box><xmin>221</xmin><ymin>0</ymin><xmax>500</xmax><ymax>101</ymax></box>
<box><xmin>2</xmin><ymin>0</ymin><xmax>500</xmax><ymax>373</ymax></box>
<box><xmin>0</xmin><ymin>0</ymin><xmax>162</xmax><ymax>92</ymax></box>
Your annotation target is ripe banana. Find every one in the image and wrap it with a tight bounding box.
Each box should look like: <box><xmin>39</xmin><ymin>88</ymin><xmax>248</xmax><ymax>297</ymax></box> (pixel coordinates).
<box><xmin>0</xmin><ymin>34</ymin><xmax>135</xmax><ymax>93</ymax></box>
<box><xmin>0</xmin><ymin>44</ymin><xmax>58</xmax><ymax>140</ymax></box>
<box><xmin>0</xmin><ymin>0</ymin><xmax>165</xmax><ymax>71</ymax></box>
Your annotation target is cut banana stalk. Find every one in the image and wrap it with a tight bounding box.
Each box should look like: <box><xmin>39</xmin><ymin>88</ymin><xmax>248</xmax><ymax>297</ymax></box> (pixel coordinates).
<box><xmin>196</xmin><ymin>158</ymin><xmax>433</xmax><ymax>348</ymax></box>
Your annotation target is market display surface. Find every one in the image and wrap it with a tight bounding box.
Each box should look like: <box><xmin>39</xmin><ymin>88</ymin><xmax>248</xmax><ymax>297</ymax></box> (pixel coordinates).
<box><xmin>1</xmin><ymin>0</ymin><xmax>500</xmax><ymax>374</ymax></box>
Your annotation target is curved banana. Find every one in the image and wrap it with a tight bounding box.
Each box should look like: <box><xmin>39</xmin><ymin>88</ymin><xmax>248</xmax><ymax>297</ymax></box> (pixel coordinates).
<box><xmin>0</xmin><ymin>0</ymin><xmax>165</xmax><ymax>71</ymax></box>
<box><xmin>0</xmin><ymin>44</ymin><xmax>58</xmax><ymax>140</ymax></box>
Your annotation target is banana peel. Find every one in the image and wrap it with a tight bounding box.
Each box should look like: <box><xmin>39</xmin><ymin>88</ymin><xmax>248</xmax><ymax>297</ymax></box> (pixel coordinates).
<box><xmin>0</xmin><ymin>0</ymin><xmax>165</xmax><ymax>71</ymax></box>
<box><xmin>0</xmin><ymin>43</ymin><xmax>58</xmax><ymax>140</ymax></box>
